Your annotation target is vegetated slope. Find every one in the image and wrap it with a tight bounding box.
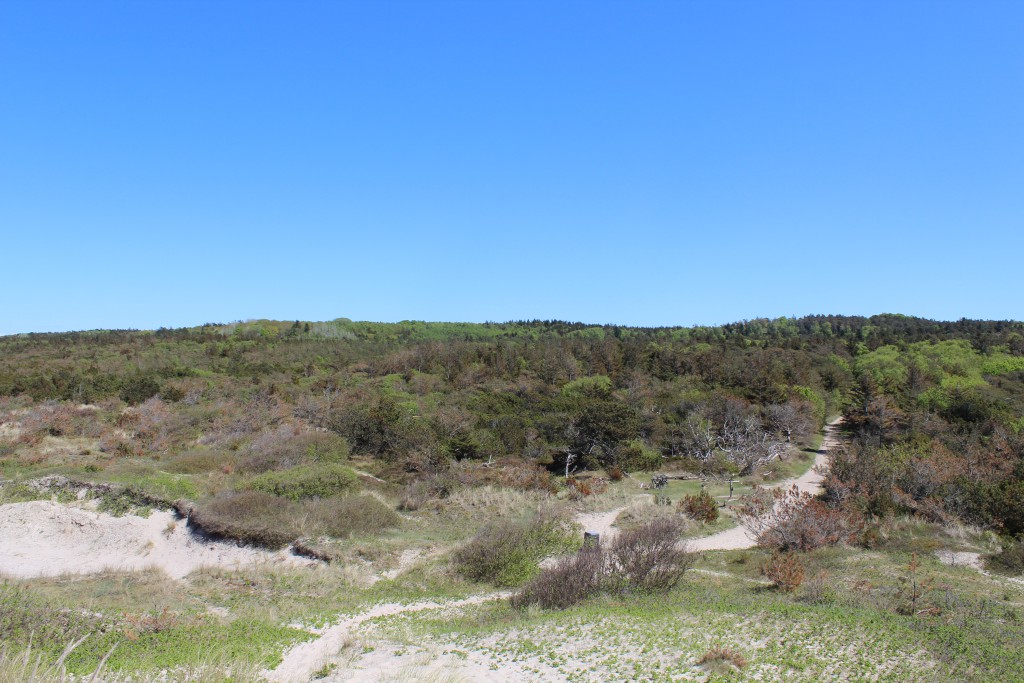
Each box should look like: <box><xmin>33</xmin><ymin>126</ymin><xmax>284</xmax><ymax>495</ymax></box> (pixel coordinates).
<box><xmin>1</xmin><ymin>314</ymin><xmax>1023</xmax><ymax>533</ymax></box>
<box><xmin>1</xmin><ymin>314</ymin><xmax>1024</xmax><ymax>681</ymax></box>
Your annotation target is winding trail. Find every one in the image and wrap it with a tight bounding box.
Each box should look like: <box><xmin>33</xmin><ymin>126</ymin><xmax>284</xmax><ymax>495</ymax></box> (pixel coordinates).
<box><xmin>576</xmin><ymin>418</ymin><xmax>845</xmax><ymax>552</ymax></box>
<box><xmin>264</xmin><ymin>592</ymin><xmax>509</xmax><ymax>683</ymax></box>
<box><xmin>268</xmin><ymin>420</ymin><xmax>847</xmax><ymax>682</ymax></box>
<box><xmin>689</xmin><ymin>416</ymin><xmax>843</xmax><ymax>552</ymax></box>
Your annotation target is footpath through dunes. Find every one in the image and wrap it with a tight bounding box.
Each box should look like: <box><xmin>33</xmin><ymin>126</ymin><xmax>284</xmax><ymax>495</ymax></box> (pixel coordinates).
<box><xmin>0</xmin><ymin>500</ymin><xmax>312</xmax><ymax>579</ymax></box>
<box><xmin>575</xmin><ymin>418</ymin><xmax>845</xmax><ymax>552</ymax></box>
<box><xmin>263</xmin><ymin>592</ymin><xmax>511</xmax><ymax>683</ymax></box>
<box><xmin>688</xmin><ymin>416</ymin><xmax>843</xmax><ymax>552</ymax></box>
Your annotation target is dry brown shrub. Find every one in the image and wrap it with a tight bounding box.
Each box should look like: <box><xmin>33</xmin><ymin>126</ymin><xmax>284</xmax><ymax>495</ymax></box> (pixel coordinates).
<box><xmin>17</xmin><ymin>401</ymin><xmax>100</xmax><ymax>444</ymax></box>
<box><xmin>513</xmin><ymin>517</ymin><xmax>694</xmax><ymax>610</ymax></box>
<box><xmin>510</xmin><ymin>546</ymin><xmax>606</xmax><ymax>610</ymax></box>
<box><xmin>123</xmin><ymin>607</ymin><xmax>179</xmax><ymax>639</ymax></box>
<box><xmin>446</xmin><ymin>459</ymin><xmax>557</xmax><ymax>494</ymax></box>
<box><xmin>566</xmin><ymin>476</ymin><xmax>607</xmax><ymax>501</ymax></box>
<box><xmin>495</xmin><ymin>462</ymin><xmax>558</xmax><ymax>493</ymax></box>
<box><xmin>607</xmin><ymin>517</ymin><xmax>694</xmax><ymax>592</ymax></box>
<box><xmin>97</xmin><ymin>434</ymin><xmax>140</xmax><ymax>458</ymax></box>
<box><xmin>762</xmin><ymin>551</ymin><xmax>805</xmax><ymax>591</ymax></box>
<box><xmin>678</xmin><ymin>489</ymin><xmax>720</xmax><ymax>523</ymax></box>
<box><xmin>239</xmin><ymin>428</ymin><xmax>350</xmax><ymax>474</ymax></box>
<box><xmin>131</xmin><ymin>397</ymin><xmax>183</xmax><ymax>453</ymax></box>
<box><xmin>738</xmin><ymin>485</ymin><xmax>862</xmax><ymax>552</ymax></box>
<box><xmin>698</xmin><ymin>646</ymin><xmax>748</xmax><ymax>672</ymax></box>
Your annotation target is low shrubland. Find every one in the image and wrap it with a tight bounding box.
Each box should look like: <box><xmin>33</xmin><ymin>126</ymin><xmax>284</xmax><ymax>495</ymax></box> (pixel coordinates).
<box><xmin>512</xmin><ymin>518</ymin><xmax>694</xmax><ymax>609</ymax></box>
<box><xmin>190</xmin><ymin>490</ymin><xmax>399</xmax><ymax>548</ymax></box>
<box><xmin>453</xmin><ymin>513</ymin><xmax>580</xmax><ymax>587</ymax></box>
<box><xmin>1</xmin><ymin>317</ymin><xmax>1024</xmax><ymax>680</ymax></box>
<box><xmin>241</xmin><ymin>462</ymin><xmax>357</xmax><ymax>500</ymax></box>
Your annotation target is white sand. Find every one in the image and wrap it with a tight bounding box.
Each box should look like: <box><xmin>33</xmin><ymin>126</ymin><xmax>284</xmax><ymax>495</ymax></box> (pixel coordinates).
<box><xmin>265</xmin><ymin>593</ymin><xmax>509</xmax><ymax>683</ymax></box>
<box><xmin>0</xmin><ymin>500</ymin><xmax>312</xmax><ymax>579</ymax></box>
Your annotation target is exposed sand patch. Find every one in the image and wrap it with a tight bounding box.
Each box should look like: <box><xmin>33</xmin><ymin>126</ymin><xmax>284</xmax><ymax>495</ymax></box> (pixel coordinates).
<box><xmin>936</xmin><ymin>549</ymin><xmax>1024</xmax><ymax>587</ymax></box>
<box><xmin>575</xmin><ymin>506</ymin><xmax>627</xmax><ymax>540</ymax></box>
<box><xmin>935</xmin><ymin>550</ymin><xmax>985</xmax><ymax>571</ymax></box>
<box><xmin>265</xmin><ymin>593</ymin><xmax>509</xmax><ymax>683</ymax></box>
<box><xmin>0</xmin><ymin>500</ymin><xmax>313</xmax><ymax>579</ymax></box>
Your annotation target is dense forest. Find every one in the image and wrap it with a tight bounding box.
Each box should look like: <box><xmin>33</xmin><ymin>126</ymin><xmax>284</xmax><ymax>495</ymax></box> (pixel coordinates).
<box><xmin>2</xmin><ymin>314</ymin><xmax>1023</xmax><ymax>545</ymax></box>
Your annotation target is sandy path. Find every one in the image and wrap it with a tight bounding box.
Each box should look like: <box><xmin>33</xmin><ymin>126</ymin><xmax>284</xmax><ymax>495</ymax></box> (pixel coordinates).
<box><xmin>688</xmin><ymin>417</ymin><xmax>843</xmax><ymax>552</ymax></box>
<box><xmin>0</xmin><ymin>500</ymin><xmax>312</xmax><ymax>579</ymax></box>
<box><xmin>574</xmin><ymin>418</ymin><xmax>844</xmax><ymax>553</ymax></box>
<box><xmin>264</xmin><ymin>592</ymin><xmax>509</xmax><ymax>683</ymax></box>
<box><xmin>936</xmin><ymin>550</ymin><xmax>1024</xmax><ymax>587</ymax></box>
<box><xmin>575</xmin><ymin>506</ymin><xmax>631</xmax><ymax>540</ymax></box>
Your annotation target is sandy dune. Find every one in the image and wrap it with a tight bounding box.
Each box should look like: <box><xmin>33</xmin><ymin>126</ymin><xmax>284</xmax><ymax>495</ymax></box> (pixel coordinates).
<box><xmin>0</xmin><ymin>500</ymin><xmax>312</xmax><ymax>579</ymax></box>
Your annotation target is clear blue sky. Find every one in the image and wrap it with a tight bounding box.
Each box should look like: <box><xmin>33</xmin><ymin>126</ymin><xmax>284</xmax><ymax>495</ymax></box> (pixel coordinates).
<box><xmin>2</xmin><ymin>0</ymin><xmax>1022</xmax><ymax>334</ymax></box>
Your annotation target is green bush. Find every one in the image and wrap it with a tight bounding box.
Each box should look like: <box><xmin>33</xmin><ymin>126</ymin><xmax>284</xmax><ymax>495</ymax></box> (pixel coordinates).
<box><xmin>165</xmin><ymin>448</ymin><xmax>232</xmax><ymax>474</ymax></box>
<box><xmin>615</xmin><ymin>440</ymin><xmax>662</xmax><ymax>472</ymax></box>
<box><xmin>454</xmin><ymin>514</ymin><xmax>580</xmax><ymax>587</ymax></box>
<box><xmin>679</xmin><ymin>489</ymin><xmax>720</xmax><ymax>523</ymax></box>
<box><xmin>242</xmin><ymin>463</ymin><xmax>357</xmax><ymax>501</ymax></box>
<box><xmin>119</xmin><ymin>373</ymin><xmax>162</xmax><ymax>405</ymax></box>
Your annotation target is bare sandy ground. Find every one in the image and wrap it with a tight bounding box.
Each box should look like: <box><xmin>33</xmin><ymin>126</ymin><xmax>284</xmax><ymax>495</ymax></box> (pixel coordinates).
<box><xmin>265</xmin><ymin>593</ymin><xmax>509</xmax><ymax>683</ymax></box>
<box><xmin>936</xmin><ymin>549</ymin><xmax>1024</xmax><ymax>587</ymax></box>
<box><xmin>0</xmin><ymin>500</ymin><xmax>312</xmax><ymax>579</ymax></box>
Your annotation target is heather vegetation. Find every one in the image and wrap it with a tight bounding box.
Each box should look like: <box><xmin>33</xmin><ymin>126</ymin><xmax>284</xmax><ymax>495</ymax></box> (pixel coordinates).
<box><xmin>1</xmin><ymin>314</ymin><xmax>1023</xmax><ymax>681</ymax></box>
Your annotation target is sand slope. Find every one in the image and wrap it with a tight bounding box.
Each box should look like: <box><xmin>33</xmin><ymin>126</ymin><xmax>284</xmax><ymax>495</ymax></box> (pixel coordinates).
<box><xmin>0</xmin><ymin>500</ymin><xmax>311</xmax><ymax>579</ymax></box>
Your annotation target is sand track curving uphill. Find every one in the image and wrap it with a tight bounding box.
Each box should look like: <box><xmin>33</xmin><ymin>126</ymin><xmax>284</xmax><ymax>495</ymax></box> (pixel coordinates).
<box><xmin>575</xmin><ymin>418</ymin><xmax>845</xmax><ymax>552</ymax></box>
<box><xmin>0</xmin><ymin>500</ymin><xmax>312</xmax><ymax>579</ymax></box>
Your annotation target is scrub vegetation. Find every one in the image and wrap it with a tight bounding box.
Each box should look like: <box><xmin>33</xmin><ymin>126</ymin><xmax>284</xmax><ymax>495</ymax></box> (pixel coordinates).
<box><xmin>1</xmin><ymin>314</ymin><xmax>1023</xmax><ymax>681</ymax></box>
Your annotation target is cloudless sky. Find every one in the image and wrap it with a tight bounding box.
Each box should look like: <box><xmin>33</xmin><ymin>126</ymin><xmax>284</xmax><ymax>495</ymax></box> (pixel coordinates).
<box><xmin>2</xmin><ymin>0</ymin><xmax>1022</xmax><ymax>334</ymax></box>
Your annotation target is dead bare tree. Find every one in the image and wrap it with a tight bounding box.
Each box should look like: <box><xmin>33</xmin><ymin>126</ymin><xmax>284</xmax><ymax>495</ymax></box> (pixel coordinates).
<box><xmin>685</xmin><ymin>413</ymin><xmax>718</xmax><ymax>463</ymax></box>
<box><xmin>719</xmin><ymin>416</ymin><xmax>787</xmax><ymax>476</ymax></box>
<box><xmin>766</xmin><ymin>401</ymin><xmax>813</xmax><ymax>444</ymax></box>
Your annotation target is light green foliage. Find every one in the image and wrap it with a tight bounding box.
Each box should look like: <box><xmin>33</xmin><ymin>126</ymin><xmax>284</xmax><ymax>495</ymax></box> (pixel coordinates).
<box><xmin>980</xmin><ymin>355</ymin><xmax>1024</xmax><ymax>376</ymax></box>
<box><xmin>854</xmin><ymin>345</ymin><xmax>908</xmax><ymax>394</ymax></box>
<box><xmin>560</xmin><ymin>375</ymin><xmax>613</xmax><ymax>399</ymax></box>
<box><xmin>243</xmin><ymin>463</ymin><xmax>357</xmax><ymax>501</ymax></box>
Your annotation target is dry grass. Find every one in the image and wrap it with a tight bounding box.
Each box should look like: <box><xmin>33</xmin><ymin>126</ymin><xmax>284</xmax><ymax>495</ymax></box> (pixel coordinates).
<box><xmin>614</xmin><ymin>497</ymin><xmax>694</xmax><ymax>533</ymax></box>
<box><xmin>698</xmin><ymin>646</ymin><xmax>748</xmax><ymax>673</ymax></box>
<box><xmin>0</xmin><ymin>636</ymin><xmax>112</xmax><ymax>683</ymax></box>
